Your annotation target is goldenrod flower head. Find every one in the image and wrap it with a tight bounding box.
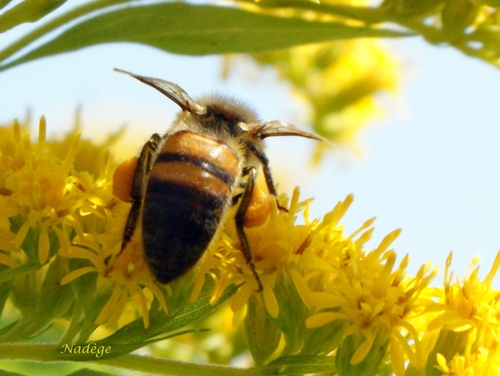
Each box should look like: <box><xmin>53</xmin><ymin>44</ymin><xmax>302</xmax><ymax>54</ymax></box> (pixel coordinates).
<box><xmin>59</xmin><ymin>157</ymin><xmax>168</xmax><ymax>331</ymax></box>
<box><xmin>186</xmin><ymin>171</ymin><xmax>430</xmax><ymax>371</ymax></box>
<box><xmin>417</xmin><ymin>252</ymin><xmax>500</xmax><ymax>374</ymax></box>
<box><xmin>304</xmin><ymin>221</ymin><xmax>437</xmax><ymax>375</ymax></box>
<box><xmin>0</xmin><ymin>117</ymin><xmax>91</xmax><ymax>270</ymax></box>
<box><xmin>214</xmin><ymin>186</ymin><xmax>313</xmax><ymax>319</ymax></box>
<box><xmin>193</xmin><ymin>186</ymin><xmax>353</xmax><ymax>364</ymax></box>
<box><xmin>435</xmin><ymin>347</ymin><xmax>500</xmax><ymax>376</ymax></box>
<box><xmin>0</xmin><ymin>118</ymin><xmax>165</xmax><ymax>338</ymax></box>
<box><xmin>9</xmin><ymin>117</ymin><xmax>497</xmax><ymax>376</ymax></box>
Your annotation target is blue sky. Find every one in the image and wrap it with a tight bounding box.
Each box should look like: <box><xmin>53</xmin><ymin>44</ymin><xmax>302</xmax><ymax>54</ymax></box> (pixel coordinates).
<box><xmin>1</xmin><ymin>4</ymin><xmax>500</xmax><ymax>286</ymax></box>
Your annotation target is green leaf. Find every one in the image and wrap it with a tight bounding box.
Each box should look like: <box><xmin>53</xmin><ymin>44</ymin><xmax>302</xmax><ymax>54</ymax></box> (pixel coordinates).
<box><xmin>0</xmin><ymin>256</ymin><xmax>72</xmax><ymax>343</ymax></box>
<box><xmin>0</xmin><ymin>0</ymin><xmax>67</xmax><ymax>33</ymax></box>
<box><xmin>46</xmin><ymin>283</ymin><xmax>240</xmax><ymax>361</ymax></box>
<box><xmin>441</xmin><ymin>0</ymin><xmax>480</xmax><ymax>41</ymax></box>
<box><xmin>245</xmin><ymin>294</ymin><xmax>281</xmax><ymax>366</ymax></box>
<box><xmin>76</xmin><ymin>282</ymin><xmax>114</xmax><ymax>344</ymax></box>
<box><xmin>48</xmin><ymin>281</ymin><xmax>237</xmax><ymax>361</ymax></box>
<box><xmin>37</xmin><ymin>255</ymin><xmax>73</xmax><ymax>322</ymax></box>
<box><xmin>8</xmin><ymin>272</ymin><xmax>38</xmax><ymax>317</ymax></box>
<box><xmin>0</xmin><ymin>368</ymin><xmax>27</xmax><ymax>376</ymax></box>
<box><xmin>66</xmin><ymin>369</ymin><xmax>114</xmax><ymax>376</ymax></box>
<box><xmin>103</xmin><ymin>283</ymin><xmax>238</xmax><ymax>346</ymax></box>
<box><xmin>425</xmin><ymin>328</ymin><xmax>471</xmax><ymax>376</ymax></box>
<box><xmin>260</xmin><ymin>355</ymin><xmax>336</xmax><ymax>375</ymax></box>
<box><xmin>336</xmin><ymin>333</ymin><xmax>389</xmax><ymax>376</ymax></box>
<box><xmin>267</xmin><ymin>272</ymin><xmax>308</xmax><ymax>356</ymax></box>
<box><xmin>0</xmin><ymin>276</ymin><xmax>11</xmax><ymax>317</ymax></box>
<box><xmin>0</xmin><ymin>0</ymin><xmax>13</xmax><ymax>12</ymax></box>
<box><xmin>53</xmin><ymin>329</ymin><xmax>207</xmax><ymax>361</ymax></box>
<box><xmin>100</xmin><ymin>353</ymin><xmax>248</xmax><ymax>376</ymax></box>
<box><xmin>0</xmin><ymin>2</ymin><xmax>411</xmax><ymax>72</ymax></box>
<box><xmin>300</xmin><ymin>311</ymin><xmax>348</xmax><ymax>356</ymax></box>
<box><xmin>0</xmin><ymin>262</ymin><xmax>40</xmax><ymax>285</ymax></box>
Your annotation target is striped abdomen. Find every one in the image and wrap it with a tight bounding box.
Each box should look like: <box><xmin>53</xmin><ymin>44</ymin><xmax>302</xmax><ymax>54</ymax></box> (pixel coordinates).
<box><xmin>142</xmin><ymin>131</ymin><xmax>240</xmax><ymax>284</ymax></box>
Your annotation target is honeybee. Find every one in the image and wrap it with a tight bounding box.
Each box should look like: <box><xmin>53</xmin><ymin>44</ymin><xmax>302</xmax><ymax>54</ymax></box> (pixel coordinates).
<box><xmin>114</xmin><ymin>68</ymin><xmax>324</xmax><ymax>291</ymax></box>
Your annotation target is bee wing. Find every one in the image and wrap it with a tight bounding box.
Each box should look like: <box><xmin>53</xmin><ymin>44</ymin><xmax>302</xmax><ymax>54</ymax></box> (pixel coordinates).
<box><xmin>248</xmin><ymin>120</ymin><xmax>330</xmax><ymax>143</ymax></box>
<box><xmin>114</xmin><ymin>68</ymin><xmax>206</xmax><ymax>115</ymax></box>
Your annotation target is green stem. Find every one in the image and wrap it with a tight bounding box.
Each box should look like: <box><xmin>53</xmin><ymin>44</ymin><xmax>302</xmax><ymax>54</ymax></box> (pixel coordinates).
<box><xmin>100</xmin><ymin>354</ymin><xmax>253</xmax><ymax>376</ymax></box>
<box><xmin>0</xmin><ymin>0</ymin><xmax>129</xmax><ymax>68</ymax></box>
<box><xmin>0</xmin><ymin>344</ymin><xmax>253</xmax><ymax>376</ymax></box>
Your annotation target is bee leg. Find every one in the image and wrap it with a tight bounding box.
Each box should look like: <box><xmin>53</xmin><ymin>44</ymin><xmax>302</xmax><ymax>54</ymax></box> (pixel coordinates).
<box><xmin>231</xmin><ymin>192</ymin><xmax>243</xmax><ymax>206</ymax></box>
<box><xmin>243</xmin><ymin>140</ymin><xmax>288</xmax><ymax>212</ymax></box>
<box><xmin>235</xmin><ymin>166</ymin><xmax>264</xmax><ymax>292</ymax></box>
<box><xmin>111</xmin><ymin>133</ymin><xmax>162</xmax><ymax>263</ymax></box>
<box><xmin>231</xmin><ymin>181</ymin><xmax>246</xmax><ymax>206</ymax></box>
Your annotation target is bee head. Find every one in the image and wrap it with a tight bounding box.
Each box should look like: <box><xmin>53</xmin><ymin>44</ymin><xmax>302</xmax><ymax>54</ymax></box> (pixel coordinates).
<box><xmin>195</xmin><ymin>95</ymin><xmax>259</xmax><ymax>138</ymax></box>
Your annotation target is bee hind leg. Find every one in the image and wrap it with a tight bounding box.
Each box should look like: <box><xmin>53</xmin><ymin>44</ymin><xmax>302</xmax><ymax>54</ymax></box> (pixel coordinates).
<box><xmin>234</xmin><ymin>166</ymin><xmax>264</xmax><ymax>292</ymax></box>
<box><xmin>231</xmin><ymin>192</ymin><xmax>243</xmax><ymax>206</ymax></box>
<box><xmin>108</xmin><ymin>133</ymin><xmax>162</xmax><ymax>265</ymax></box>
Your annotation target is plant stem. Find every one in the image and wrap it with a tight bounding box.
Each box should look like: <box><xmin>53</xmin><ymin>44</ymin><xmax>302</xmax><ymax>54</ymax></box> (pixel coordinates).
<box><xmin>0</xmin><ymin>344</ymin><xmax>254</xmax><ymax>376</ymax></box>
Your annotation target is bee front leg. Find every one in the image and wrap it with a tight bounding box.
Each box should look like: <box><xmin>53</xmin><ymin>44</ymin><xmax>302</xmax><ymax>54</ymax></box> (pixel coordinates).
<box><xmin>235</xmin><ymin>166</ymin><xmax>264</xmax><ymax>292</ymax></box>
<box><xmin>117</xmin><ymin>133</ymin><xmax>162</xmax><ymax>258</ymax></box>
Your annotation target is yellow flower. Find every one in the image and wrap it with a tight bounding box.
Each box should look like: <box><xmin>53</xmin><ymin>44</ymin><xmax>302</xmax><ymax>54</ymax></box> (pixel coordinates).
<box><xmin>188</xmin><ymin>169</ymin><xmax>431</xmax><ymax>371</ymax></box>
<box><xmin>302</xmin><ymin>215</ymin><xmax>437</xmax><ymax>375</ymax></box>
<box><xmin>205</xmin><ymin>187</ymin><xmax>313</xmax><ymax>317</ymax></box>
<box><xmin>0</xmin><ymin>118</ymin><xmax>81</xmax><ymax>270</ymax></box>
<box><xmin>58</xmin><ymin>148</ymin><xmax>168</xmax><ymax>330</ymax></box>
<box><xmin>435</xmin><ymin>348</ymin><xmax>500</xmax><ymax>376</ymax></box>
<box><xmin>0</xmin><ymin>117</ymin><xmax>165</xmax><ymax>336</ymax></box>
<box><xmin>416</xmin><ymin>252</ymin><xmax>500</xmax><ymax>374</ymax></box>
<box><xmin>9</xmin><ymin>115</ymin><xmax>499</xmax><ymax>376</ymax></box>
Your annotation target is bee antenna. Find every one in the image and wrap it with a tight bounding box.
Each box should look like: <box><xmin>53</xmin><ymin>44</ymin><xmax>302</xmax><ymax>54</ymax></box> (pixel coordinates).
<box><xmin>114</xmin><ymin>68</ymin><xmax>206</xmax><ymax>115</ymax></box>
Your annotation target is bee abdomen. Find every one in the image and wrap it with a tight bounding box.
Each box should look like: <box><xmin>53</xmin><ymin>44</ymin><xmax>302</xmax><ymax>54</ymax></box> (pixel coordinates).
<box><xmin>142</xmin><ymin>189</ymin><xmax>222</xmax><ymax>283</ymax></box>
<box><xmin>142</xmin><ymin>131</ymin><xmax>240</xmax><ymax>283</ymax></box>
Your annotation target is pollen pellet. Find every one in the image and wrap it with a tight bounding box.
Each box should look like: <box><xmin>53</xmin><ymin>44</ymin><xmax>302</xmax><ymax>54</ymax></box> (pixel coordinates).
<box><xmin>113</xmin><ymin>157</ymin><xmax>138</xmax><ymax>202</ymax></box>
<box><xmin>244</xmin><ymin>179</ymin><xmax>272</xmax><ymax>228</ymax></box>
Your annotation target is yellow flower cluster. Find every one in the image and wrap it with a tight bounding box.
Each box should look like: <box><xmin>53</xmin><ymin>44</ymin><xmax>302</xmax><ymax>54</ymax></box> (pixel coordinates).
<box><xmin>198</xmin><ymin>183</ymin><xmax>437</xmax><ymax>371</ymax></box>
<box><xmin>0</xmin><ymin>118</ymin><xmax>164</xmax><ymax>333</ymax></box>
<box><xmin>1</xmin><ymin>118</ymin><xmax>500</xmax><ymax>375</ymax></box>
<box><xmin>416</xmin><ymin>253</ymin><xmax>500</xmax><ymax>375</ymax></box>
